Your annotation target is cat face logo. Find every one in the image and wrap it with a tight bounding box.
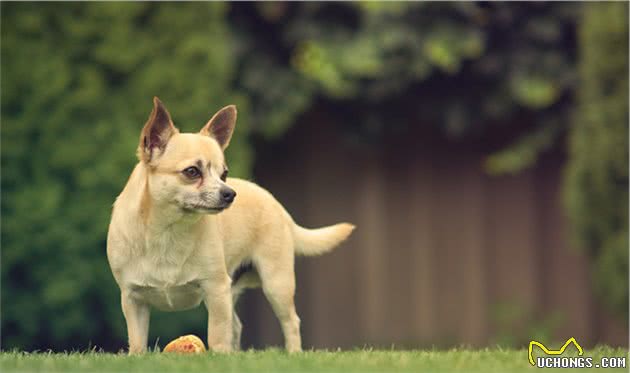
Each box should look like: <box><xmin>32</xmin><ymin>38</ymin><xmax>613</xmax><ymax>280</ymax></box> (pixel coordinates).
<box><xmin>528</xmin><ymin>337</ymin><xmax>584</xmax><ymax>366</ymax></box>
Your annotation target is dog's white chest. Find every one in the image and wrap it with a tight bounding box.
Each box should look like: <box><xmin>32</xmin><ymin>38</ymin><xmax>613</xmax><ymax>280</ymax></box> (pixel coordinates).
<box><xmin>122</xmin><ymin>256</ymin><xmax>207</xmax><ymax>311</ymax></box>
<box><xmin>131</xmin><ymin>282</ymin><xmax>204</xmax><ymax>312</ymax></box>
<box><xmin>118</xmin><ymin>232</ymin><xmax>210</xmax><ymax>312</ymax></box>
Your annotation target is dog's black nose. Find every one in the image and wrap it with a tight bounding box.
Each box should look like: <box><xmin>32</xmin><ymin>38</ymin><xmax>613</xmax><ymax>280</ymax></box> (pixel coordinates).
<box><xmin>220</xmin><ymin>188</ymin><xmax>236</xmax><ymax>203</ymax></box>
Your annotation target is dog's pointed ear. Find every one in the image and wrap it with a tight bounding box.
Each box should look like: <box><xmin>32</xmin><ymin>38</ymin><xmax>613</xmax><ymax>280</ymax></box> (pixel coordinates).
<box><xmin>200</xmin><ymin>105</ymin><xmax>237</xmax><ymax>150</ymax></box>
<box><xmin>138</xmin><ymin>97</ymin><xmax>178</xmax><ymax>163</ymax></box>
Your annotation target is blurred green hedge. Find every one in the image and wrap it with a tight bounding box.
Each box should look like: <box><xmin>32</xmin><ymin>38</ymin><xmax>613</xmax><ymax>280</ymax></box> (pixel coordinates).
<box><xmin>1</xmin><ymin>3</ymin><xmax>626</xmax><ymax>351</ymax></box>
<box><xmin>1</xmin><ymin>2</ymin><xmax>250</xmax><ymax>351</ymax></box>
<box><xmin>565</xmin><ymin>2</ymin><xmax>629</xmax><ymax>320</ymax></box>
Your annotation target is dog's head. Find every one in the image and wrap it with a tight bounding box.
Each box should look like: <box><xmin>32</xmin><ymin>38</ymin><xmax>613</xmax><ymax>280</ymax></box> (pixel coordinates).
<box><xmin>138</xmin><ymin>97</ymin><xmax>237</xmax><ymax>214</ymax></box>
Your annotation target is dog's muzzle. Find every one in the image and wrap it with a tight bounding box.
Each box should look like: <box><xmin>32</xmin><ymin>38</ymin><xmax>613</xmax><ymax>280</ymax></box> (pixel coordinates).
<box><xmin>186</xmin><ymin>187</ymin><xmax>236</xmax><ymax>213</ymax></box>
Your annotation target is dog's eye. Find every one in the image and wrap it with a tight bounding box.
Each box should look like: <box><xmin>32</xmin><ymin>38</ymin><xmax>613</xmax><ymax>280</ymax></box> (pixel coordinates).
<box><xmin>183</xmin><ymin>166</ymin><xmax>201</xmax><ymax>179</ymax></box>
<box><xmin>220</xmin><ymin>168</ymin><xmax>228</xmax><ymax>182</ymax></box>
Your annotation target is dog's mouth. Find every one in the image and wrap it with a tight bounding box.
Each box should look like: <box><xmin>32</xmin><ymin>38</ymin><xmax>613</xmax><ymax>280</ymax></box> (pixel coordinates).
<box><xmin>181</xmin><ymin>203</ymin><xmax>230</xmax><ymax>214</ymax></box>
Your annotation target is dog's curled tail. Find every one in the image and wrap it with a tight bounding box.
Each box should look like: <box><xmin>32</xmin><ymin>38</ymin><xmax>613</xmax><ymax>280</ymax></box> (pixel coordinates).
<box><xmin>293</xmin><ymin>222</ymin><xmax>355</xmax><ymax>256</ymax></box>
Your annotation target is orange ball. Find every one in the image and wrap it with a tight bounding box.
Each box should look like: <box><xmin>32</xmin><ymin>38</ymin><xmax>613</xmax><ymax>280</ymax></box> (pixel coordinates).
<box><xmin>163</xmin><ymin>335</ymin><xmax>206</xmax><ymax>354</ymax></box>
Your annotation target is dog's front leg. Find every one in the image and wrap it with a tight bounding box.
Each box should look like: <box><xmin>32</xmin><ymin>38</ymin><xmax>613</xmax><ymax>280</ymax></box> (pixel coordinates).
<box><xmin>121</xmin><ymin>290</ymin><xmax>150</xmax><ymax>354</ymax></box>
<box><xmin>201</xmin><ymin>275</ymin><xmax>233</xmax><ymax>353</ymax></box>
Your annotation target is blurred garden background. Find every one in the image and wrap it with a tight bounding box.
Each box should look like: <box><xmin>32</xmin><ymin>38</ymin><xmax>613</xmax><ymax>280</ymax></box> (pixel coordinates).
<box><xmin>1</xmin><ymin>2</ymin><xmax>628</xmax><ymax>352</ymax></box>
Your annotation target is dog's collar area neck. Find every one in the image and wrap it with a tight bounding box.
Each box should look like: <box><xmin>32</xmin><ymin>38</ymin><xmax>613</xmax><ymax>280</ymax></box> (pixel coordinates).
<box><xmin>145</xmin><ymin>205</ymin><xmax>205</xmax><ymax>232</ymax></box>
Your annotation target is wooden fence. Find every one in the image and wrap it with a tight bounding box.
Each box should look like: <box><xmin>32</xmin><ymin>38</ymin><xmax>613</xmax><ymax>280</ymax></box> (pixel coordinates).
<box><xmin>237</xmin><ymin>111</ymin><xmax>627</xmax><ymax>349</ymax></box>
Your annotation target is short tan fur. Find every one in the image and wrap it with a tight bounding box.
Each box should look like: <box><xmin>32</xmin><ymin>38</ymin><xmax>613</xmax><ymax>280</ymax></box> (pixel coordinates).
<box><xmin>107</xmin><ymin>97</ymin><xmax>355</xmax><ymax>353</ymax></box>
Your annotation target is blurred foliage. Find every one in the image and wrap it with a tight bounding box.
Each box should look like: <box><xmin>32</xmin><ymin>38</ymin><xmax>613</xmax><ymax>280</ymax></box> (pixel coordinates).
<box><xmin>485</xmin><ymin>121</ymin><xmax>561</xmax><ymax>175</ymax></box>
<box><xmin>564</xmin><ymin>2</ymin><xmax>629</xmax><ymax>319</ymax></box>
<box><xmin>235</xmin><ymin>2</ymin><xmax>577</xmax><ymax>145</ymax></box>
<box><xmin>1</xmin><ymin>2</ymin><xmax>247</xmax><ymax>351</ymax></box>
<box><xmin>0</xmin><ymin>2</ymin><xmax>626</xmax><ymax>351</ymax></box>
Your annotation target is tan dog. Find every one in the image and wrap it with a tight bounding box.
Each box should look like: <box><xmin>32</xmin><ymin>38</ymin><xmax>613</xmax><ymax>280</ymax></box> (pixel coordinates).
<box><xmin>107</xmin><ymin>97</ymin><xmax>355</xmax><ymax>354</ymax></box>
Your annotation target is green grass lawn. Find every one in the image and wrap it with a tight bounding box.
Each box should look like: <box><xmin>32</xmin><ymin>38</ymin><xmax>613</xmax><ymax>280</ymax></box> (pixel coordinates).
<box><xmin>1</xmin><ymin>347</ymin><xmax>627</xmax><ymax>373</ymax></box>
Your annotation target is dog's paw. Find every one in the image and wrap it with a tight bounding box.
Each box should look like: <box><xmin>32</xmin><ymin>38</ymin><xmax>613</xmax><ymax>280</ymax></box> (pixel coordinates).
<box><xmin>208</xmin><ymin>343</ymin><xmax>233</xmax><ymax>353</ymax></box>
